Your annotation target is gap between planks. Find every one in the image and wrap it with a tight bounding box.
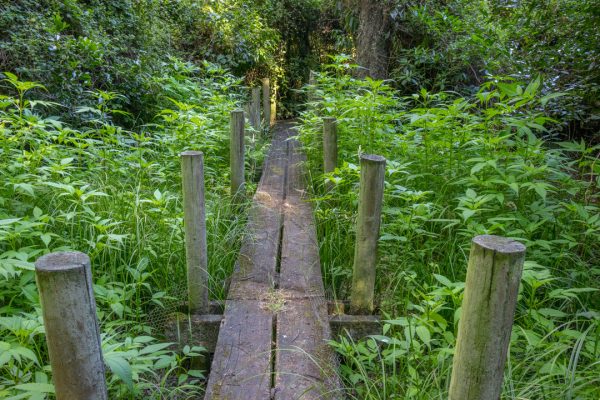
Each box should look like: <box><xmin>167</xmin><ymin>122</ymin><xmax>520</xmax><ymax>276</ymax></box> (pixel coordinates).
<box><xmin>205</xmin><ymin>122</ymin><xmax>341</xmax><ymax>400</ymax></box>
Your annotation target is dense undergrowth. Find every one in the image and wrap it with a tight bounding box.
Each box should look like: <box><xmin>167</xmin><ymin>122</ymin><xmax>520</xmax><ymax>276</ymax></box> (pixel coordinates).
<box><xmin>298</xmin><ymin>58</ymin><xmax>600</xmax><ymax>399</ymax></box>
<box><xmin>321</xmin><ymin>0</ymin><xmax>600</xmax><ymax>141</ymax></box>
<box><xmin>1</xmin><ymin>1</ymin><xmax>598</xmax><ymax>398</ymax></box>
<box><xmin>0</xmin><ymin>62</ymin><xmax>266</xmax><ymax>399</ymax></box>
<box><xmin>0</xmin><ymin>0</ymin><xmax>279</xmax><ymax>123</ymax></box>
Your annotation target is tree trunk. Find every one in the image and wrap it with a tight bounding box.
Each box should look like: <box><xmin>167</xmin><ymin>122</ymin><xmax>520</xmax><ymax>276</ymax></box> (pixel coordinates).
<box><xmin>356</xmin><ymin>0</ymin><xmax>392</xmax><ymax>79</ymax></box>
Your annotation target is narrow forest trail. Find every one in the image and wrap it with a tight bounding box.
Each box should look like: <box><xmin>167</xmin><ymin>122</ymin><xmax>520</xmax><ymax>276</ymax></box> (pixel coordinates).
<box><xmin>204</xmin><ymin>122</ymin><xmax>342</xmax><ymax>399</ymax></box>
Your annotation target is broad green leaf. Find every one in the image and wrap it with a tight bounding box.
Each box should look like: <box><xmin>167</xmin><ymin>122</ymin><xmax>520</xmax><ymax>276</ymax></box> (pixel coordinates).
<box><xmin>40</xmin><ymin>233</ymin><xmax>51</xmax><ymax>247</ymax></box>
<box><xmin>415</xmin><ymin>326</ymin><xmax>431</xmax><ymax>346</ymax></box>
<box><xmin>540</xmin><ymin>92</ymin><xmax>565</xmax><ymax>106</ymax></box>
<box><xmin>433</xmin><ymin>274</ymin><xmax>453</xmax><ymax>288</ymax></box>
<box><xmin>13</xmin><ymin>383</ymin><xmax>55</xmax><ymax>393</ymax></box>
<box><xmin>138</xmin><ymin>342</ymin><xmax>173</xmax><ymax>355</ymax></box>
<box><xmin>105</xmin><ymin>353</ymin><xmax>133</xmax><ymax>390</ymax></box>
<box><xmin>379</xmin><ymin>234</ymin><xmax>407</xmax><ymax>242</ymax></box>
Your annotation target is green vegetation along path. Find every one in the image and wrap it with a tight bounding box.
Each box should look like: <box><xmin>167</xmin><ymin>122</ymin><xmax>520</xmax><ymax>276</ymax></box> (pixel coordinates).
<box><xmin>205</xmin><ymin>122</ymin><xmax>341</xmax><ymax>399</ymax></box>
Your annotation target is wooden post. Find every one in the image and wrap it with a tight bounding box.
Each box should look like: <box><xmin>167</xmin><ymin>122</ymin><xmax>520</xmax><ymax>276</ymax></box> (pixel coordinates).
<box><xmin>323</xmin><ymin>117</ymin><xmax>338</xmax><ymax>174</ymax></box>
<box><xmin>308</xmin><ymin>70</ymin><xmax>316</xmax><ymax>103</ymax></box>
<box><xmin>251</xmin><ymin>87</ymin><xmax>261</xmax><ymax>131</ymax></box>
<box><xmin>270</xmin><ymin>81</ymin><xmax>277</xmax><ymax>126</ymax></box>
<box><xmin>230</xmin><ymin>109</ymin><xmax>245</xmax><ymax>198</ymax></box>
<box><xmin>181</xmin><ymin>151</ymin><xmax>209</xmax><ymax>314</ymax></box>
<box><xmin>350</xmin><ymin>154</ymin><xmax>386</xmax><ymax>314</ymax></box>
<box><xmin>262</xmin><ymin>78</ymin><xmax>271</xmax><ymax>128</ymax></box>
<box><xmin>243</xmin><ymin>102</ymin><xmax>251</xmax><ymax>123</ymax></box>
<box><xmin>35</xmin><ymin>252</ymin><xmax>108</xmax><ymax>400</ymax></box>
<box><xmin>449</xmin><ymin>235</ymin><xmax>526</xmax><ymax>400</ymax></box>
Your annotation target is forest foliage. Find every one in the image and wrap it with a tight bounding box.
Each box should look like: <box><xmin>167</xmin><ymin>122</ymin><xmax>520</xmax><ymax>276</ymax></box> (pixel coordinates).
<box><xmin>0</xmin><ymin>0</ymin><xmax>598</xmax><ymax>399</ymax></box>
<box><xmin>299</xmin><ymin>58</ymin><xmax>599</xmax><ymax>398</ymax></box>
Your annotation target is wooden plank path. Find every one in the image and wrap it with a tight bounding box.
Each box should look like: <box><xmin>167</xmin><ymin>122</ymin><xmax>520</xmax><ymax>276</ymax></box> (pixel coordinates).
<box><xmin>205</xmin><ymin>122</ymin><xmax>341</xmax><ymax>399</ymax></box>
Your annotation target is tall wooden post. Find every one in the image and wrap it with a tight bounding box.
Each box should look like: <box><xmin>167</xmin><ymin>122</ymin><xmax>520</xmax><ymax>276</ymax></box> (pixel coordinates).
<box><xmin>262</xmin><ymin>78</ymin><xmax>271</xmax><ymax>128</ymax></box>
<box><xmin>251</xmin><ymin>87</ymin><xmax>261</xmax><ymax>131</ymax></box>
<box><xmin>323</xmin><ymin>117</ymin><xmax>338</xmax><ymax>174</ymax></box>
<box><xmin>449</xmin><ymin>235</ymin><xmax>526</xmax><ymax>400</ymax></box>
<box><xmin>35</xmin><ymin>252</ymin><xmax>108</xmax><ymax>400</ymax></box>
<box><xmin>350</xmin><ymin>154</ymin><xmax>386</xmax><ymax>314</ymax></box>
<box><xmin>181</xmin><ymin>151</ymin><xmax>209</xmax><ymax>314</ymax></box>
<box><xmin>230</xmin><ymin>109</ymin><xmax>245</xmax><ymax>198</ymax></box>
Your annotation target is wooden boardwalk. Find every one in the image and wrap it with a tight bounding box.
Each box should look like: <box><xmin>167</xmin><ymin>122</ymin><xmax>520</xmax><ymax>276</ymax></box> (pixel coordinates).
<box><xmin>205</xmin><ymin>122</ymin><xmax>341</xmax><ymax>399</ymax></box>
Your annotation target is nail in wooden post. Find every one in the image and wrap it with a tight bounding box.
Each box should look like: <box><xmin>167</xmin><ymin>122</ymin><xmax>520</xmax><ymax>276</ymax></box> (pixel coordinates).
<box><xmin>262</xmin><ymin>78</ymin><xmax>271</xmax><ymax>128</ymax></box>
<box><xmin>251</xmin><ymin>87</ymin><xmax>261</xmax><ymax>131</ymax></box>
<box><xmin>35</xmin><ymin>252</ymin><xmax>108</xmax><ymax>400</ymax></box>
<box><xmin>181</xmin><ymin>151</ymin><xmax>209</xmax><ymax>314</ymax></box>
<box><xmin>449</xmin><ymin>235</ymin><xmax>526</xmax><ymax>400</ymax></box>
<box><xmin>350</xmin><ymin>154</ymin><xmax>386</xmax><ymax>314</ymax></box>
<box><xmin>230</xmin><ymin>109</ymin><xmax>245</xmax><ymax>198</ymax></box>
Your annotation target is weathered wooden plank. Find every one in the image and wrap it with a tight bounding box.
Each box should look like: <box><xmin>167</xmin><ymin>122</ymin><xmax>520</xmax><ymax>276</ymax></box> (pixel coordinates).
<box><xmin>205</xmin><ymin>125</ymin><xmax>292</xmax><ymax>399</ymax></box>
<box><xmin>204</xmin><ymin>300</ymin><xmax>273</xmax><ymax>400</ymax></box>
<box><xmin>207</xmin><ymin>124</ymin><xmax>341</xmax><ymax>399</ymax></box>
<box><xmin>227</xmin><ymin>198</ymin><xmax>282</xmax><ymax>299</ymax></box>
<box><xmin>279</xmin><ymin>199</ymin><xmax>325</xmax><ymax>298</ymax></box>
<box><xmin>227</xmin><ymin>126</ymin><xmax>289</xmax><ymax>300</ymax></box>
<box><xmin>257</xmin><ymin>123</ymin><xmax>288</xmax><ymax>197</ymax></box>
<box><xmin>274</xmin><ymin>299</ymin><xmax>341</xmax><ymax>400</ymax></box>
<box><xmin>278</xmin><ymin>139</ymin><xmax>324</xmax><ymax>297</ymax></box>
<box><xmin>329</xmin><ymin>314</ymin><xmax>381</xmax><ymax>340</ymax></box>
<box><xmin>275</xmin><ymin>138</ymin><xmax>341</xmax><ymax>399</ymax></box>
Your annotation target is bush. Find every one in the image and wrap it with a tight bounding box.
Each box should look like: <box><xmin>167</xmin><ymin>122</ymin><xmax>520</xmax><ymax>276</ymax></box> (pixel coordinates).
<box><xmin>298</xmin><ymin>61</ymin><xmax>600</xmax><ymax>399</ymax></box>
<box><xmin>0</xmin><ymin>0</ymin><xmax>280</xmax><ymax>123</ymax></box>
<box><xmin>0</xmin><ymin>65</ymin><xmax>267</xmax><ymax>397</ymax></box>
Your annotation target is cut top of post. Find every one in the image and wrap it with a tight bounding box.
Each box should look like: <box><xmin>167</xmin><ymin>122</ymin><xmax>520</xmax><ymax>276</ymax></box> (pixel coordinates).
<box><xmin>181</xmin><ymin>150</ymin><xmax>203</xmax><ymax>157</ymax></box>
<box><xmin>232</xmin><ymin>109</ymin><xmax>244</xmax><ymax>115</ymax></box>
<box><xmin>473</xmin><ymin>235</ymin><xmax>526</xmax><ymax>254</ymax></box>
<box><xmin>35</xmin><ymin>252</ymin><xmax>89</xmax><ymax>272</ymax></box>
<box><xmin>360</xmin><ymin>154</ymin><xmax>386</xmax><ymax>165</ymax></box>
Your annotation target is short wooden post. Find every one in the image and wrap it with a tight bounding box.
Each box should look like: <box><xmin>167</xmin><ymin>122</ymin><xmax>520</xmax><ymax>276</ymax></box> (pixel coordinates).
<box><xmin>270</xmin><ymin>81</ymin><xmax>277</xmax><ymax>126</ymax></box>
<box><xmin>308</xmin><ymin>70</ymin><xmax>316</xmax><ymax>103</ymax></box>
<box><xmin>181</xmin><ymin>151</ymin><xmax>209</xmax><ymax>314</ymax></box>
<box><xmin>262</xmin><ymin>78</ymin><xmax>271</xmax><ymax>128</ymax></box>
<box><xmin>449</xmin><ymin>235</ymin><xmax>526</xmax><ymax>400</ymax></box>
<box><xmin>243</xmin><ymin>102</ymin><xmax>251</xmax><ymax>122</ymax></box>
<box><xmin>35</xmin><ymin>252</ymin><xmax>108</xmax><ymax>400</ymax></box>
<box><xmin>350</xmin><ymin>154</ymin><xmax>386</xmax><ymax>314</ymax></box>
<box><xmin>230</xmin><ymin>109</ymin><xmax>245</xmax><ymax>198</ymax></box>
<box><xmin>323</xmin><ymin>117</ymin><xmax>338</xmax><ymax>174</ymax></box>
<box><xmin>251</xmin><ymin>87</ymin><xmax>261</xmax><ymax>131</ymax></box>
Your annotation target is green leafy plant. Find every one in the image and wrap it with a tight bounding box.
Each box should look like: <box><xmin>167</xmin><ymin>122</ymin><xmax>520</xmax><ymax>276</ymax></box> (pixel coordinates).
<box><xmin>298</xmin><ymin>60</ymin><xmax>599</xmax><ymax>399</ymax></box>
<box><xmin>0</xmin><ymin>68</ymin><xmax>268</xmax><ymax>397</ymax></box>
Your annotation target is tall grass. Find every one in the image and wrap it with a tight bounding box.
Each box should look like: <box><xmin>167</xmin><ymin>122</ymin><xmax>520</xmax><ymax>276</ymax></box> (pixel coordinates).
<box><xmin>0</xmin><ymin>61</ymin><xmax>267</xmax><ymax>398</ymax></box>
<box><xmin>300</xmin><ymin>56</ymin><xmax>600</xmax><ymax>399</ymax></box>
